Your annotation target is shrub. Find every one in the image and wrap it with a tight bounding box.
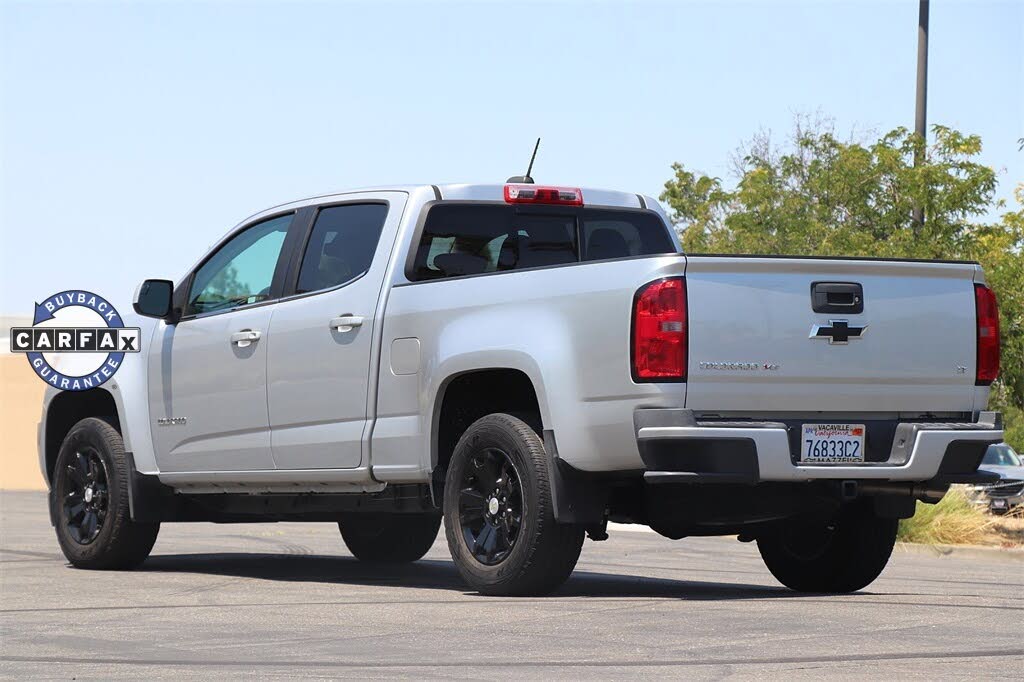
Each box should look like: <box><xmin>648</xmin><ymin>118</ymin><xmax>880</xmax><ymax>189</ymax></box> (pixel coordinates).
<box><xmin>897</xmin><ymin>488</ymin><xmax>993</xmax><ymax>546</ymax></box>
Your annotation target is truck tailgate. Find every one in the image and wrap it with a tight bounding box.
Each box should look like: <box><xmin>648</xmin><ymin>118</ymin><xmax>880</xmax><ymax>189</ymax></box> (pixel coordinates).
<box><xmin>684</xmin><ymin>256</ymin><xmax>980</xmax><ymax>414</ymax></box>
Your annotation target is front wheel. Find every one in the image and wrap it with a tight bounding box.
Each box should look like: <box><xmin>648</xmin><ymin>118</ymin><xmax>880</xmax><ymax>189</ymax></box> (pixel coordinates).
<box><xmin>756</xmin><ymin>502</ymin><xmax>897</xmax><ymax>593</ymax></box>
<box><xmin>443</xmin><ymin>413</ymin><xmax>584</xmax><ymax>596</ymax></box>
<box><xmin>51</xmin><ymin>418</ymin><xmax>160</xmax><ymax>569</ymax></box>
<box><xmin>338</xmin><ymin>513</ymin><xmax>441</xmax><ymax>563</ymax></box>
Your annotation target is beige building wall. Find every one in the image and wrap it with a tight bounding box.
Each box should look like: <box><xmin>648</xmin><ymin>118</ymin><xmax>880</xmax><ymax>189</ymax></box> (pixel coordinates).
<box><xmin>0</xmin><ymin>355</ymin><xmax>47</xmax><ymax>490</ymax></box>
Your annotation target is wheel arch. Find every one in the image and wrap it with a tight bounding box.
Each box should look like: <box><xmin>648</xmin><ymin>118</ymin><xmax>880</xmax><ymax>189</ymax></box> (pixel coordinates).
<box><xmin>429</xmin><ymin>363</ymin><xmax>549</xmax><ymax>483</ymax></box>
<box><xmin>42</xmin><ymin>388</ymin><xmax>122</xmax><ymax>485</ymax></box>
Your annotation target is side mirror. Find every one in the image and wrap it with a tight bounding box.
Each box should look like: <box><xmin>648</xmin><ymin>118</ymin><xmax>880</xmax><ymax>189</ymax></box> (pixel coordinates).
<box><xmin>133</xmin><ymin>279</ymin><xmax>175</xmax><ymax>320</ymax></box>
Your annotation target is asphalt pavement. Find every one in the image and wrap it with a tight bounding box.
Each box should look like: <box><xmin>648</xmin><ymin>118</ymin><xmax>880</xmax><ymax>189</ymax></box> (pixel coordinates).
<box><xmin>1</xmin><ymin>490</ymin><xmax>1021</xmax><ymax>680</ymax></box>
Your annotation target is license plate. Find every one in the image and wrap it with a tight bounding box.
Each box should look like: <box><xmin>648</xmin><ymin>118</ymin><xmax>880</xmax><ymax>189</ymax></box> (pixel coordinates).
<box><xmin>990</xmin><ymin>498</ymin><xmax>1009</xmax><ymax>511</ymax></box>
<box><xmin>800</xmin><ymin>424</ymin><xmax>865</xmax><ymax>464</ymax></box>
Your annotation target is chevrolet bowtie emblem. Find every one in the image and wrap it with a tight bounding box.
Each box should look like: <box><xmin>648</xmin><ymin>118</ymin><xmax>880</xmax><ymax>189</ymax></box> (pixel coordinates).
<box><xmin>810</xmin><ymin>320</ymin><xmax>867</xmax><ymax>345</ymax></box>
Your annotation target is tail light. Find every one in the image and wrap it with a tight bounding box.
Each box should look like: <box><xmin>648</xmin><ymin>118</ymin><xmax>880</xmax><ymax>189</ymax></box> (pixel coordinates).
<box><xmin>504</xmin><ymin>184</ymin><xmax>583</xmax><ymax>206</ymax></box>
<box><xmin>974</xmin><ymin>283</ymin><xmax>1000</xmax><ymax>385</ymax></box>
<box><xmin>632</xmin><ymin>277</ymin><xmax>687</xmax><ymax>381</ymax></box>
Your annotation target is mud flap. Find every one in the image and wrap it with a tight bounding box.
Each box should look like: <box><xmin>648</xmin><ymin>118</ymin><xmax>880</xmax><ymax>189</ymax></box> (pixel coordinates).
<box><xmin>125</xmin><ymin>452</ymin><xmax>177</xmax><ymax>523</ymax></box>
<box><xmin>543</xmin><ymin>430</ymin><xmax>608</xmax><ymax>525</ymax></box>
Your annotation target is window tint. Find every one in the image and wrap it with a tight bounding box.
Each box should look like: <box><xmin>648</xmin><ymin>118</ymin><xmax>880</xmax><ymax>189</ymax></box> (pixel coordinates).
<box><xmin>296</xmin><ymin>203</ymin><xmax>389</xmax><ymax>294</ymax></box>
<box><xmin>411</xmin><ymin>204</ymin><xmax>674</xmax><ymax>281</ymax></box>
<box><xmin>188</xmin><ymin>213</ymin><xmax>292</xmax><ymax>315</ymax></box>
<box><xmin>580</xmin><ymin>210</ymin><xmax>675</xmax><ymax>262</ymax></box>
<box><xmin>412</xmin><ymin>205</ymin><xmax>576</xmax><ymax>280</ymax></box>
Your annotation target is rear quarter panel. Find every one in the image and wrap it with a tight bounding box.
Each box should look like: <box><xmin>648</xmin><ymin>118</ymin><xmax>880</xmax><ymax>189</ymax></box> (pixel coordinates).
<box><xmin>372</xmin><ymin>255</ymin><xmax>689</xmax><ymax>476</ymax></box>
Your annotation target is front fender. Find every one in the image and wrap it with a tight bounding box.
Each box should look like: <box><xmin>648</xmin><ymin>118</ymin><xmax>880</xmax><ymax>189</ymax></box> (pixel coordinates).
<box><xmin>37</xmin><ymin>323</ymin><xmax>159</xmax><ymax>486</ymax></box>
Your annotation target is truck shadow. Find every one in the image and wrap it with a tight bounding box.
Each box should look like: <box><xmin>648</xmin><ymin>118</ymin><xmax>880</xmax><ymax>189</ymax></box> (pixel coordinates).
<box><xmin>139</xmin><ymin>552</ymin><xmax>803</xmax><ymax>601</ymax></box>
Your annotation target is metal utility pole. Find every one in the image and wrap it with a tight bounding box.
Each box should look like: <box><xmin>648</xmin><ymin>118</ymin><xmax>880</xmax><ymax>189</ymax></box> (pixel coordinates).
<box><xmin>913</xmin><ymin>0</ymin><xmax>929</xmax><ymax>228</ymax></box>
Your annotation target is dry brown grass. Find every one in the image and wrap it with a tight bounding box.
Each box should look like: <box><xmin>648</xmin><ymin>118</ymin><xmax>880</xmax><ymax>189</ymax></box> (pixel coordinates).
<box><xmin>988</xmin><ymin>508</ymin><xmax>1024</xmax><ymax>547</ymax></box>
<box><xmin>898</xmin><ymin>487</ymin><xmax>1024</xmax><ymax>548</ymax></box>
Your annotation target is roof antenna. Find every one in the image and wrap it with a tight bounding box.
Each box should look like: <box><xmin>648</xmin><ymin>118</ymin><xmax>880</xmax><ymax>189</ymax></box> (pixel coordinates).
<box><xmin>507</xmin><ymin>138</ymin><xmax>540</xmax><ymax>184</ymax></box>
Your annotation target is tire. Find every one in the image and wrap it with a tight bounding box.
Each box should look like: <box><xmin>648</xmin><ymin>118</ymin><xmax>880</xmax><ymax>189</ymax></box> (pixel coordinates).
<box><xmin>339</xmin><ymin>513</ymin><xmax>441</xmax><ymax>563</ymax></box>
<box><xmin>443</xmin><ymin>413</ymin><xmax>585</xmax><ymax>596</ymax></box>
<box><xmin>756</xmin><ymin>502</ymin><xmax>897</xmax><ymax>593</ymax></box>
<box><xmin>50</xmin><ymin>417</ymin><xmax>160</xmax><ymax>570</ymax></box>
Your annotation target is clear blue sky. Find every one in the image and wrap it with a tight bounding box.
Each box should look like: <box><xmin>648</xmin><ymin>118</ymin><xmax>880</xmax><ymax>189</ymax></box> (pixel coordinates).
<box><xmin>1</xmin><ymin>0</ymin><xmax>1021</xmax><ymax>314</ymax></box>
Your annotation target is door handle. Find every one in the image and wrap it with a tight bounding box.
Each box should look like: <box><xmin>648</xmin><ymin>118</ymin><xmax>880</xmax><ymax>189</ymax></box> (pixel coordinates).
<box><xmin>811</xmin><ymin>282</ymin><xmax>864</xmax><ymax>314</ymax></box>
<box><xmin>330</xmin><ymin>315</ymin><xmax>364</xmax><ymax>333</ymax></box>
<box><xmin>230</xmin><ymin>329</ymin><xmax>262</xmax><ymax>348</ymax></box>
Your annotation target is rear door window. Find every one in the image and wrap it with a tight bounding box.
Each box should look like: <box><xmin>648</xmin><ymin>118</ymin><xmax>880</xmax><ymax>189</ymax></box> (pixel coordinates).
<box><xmin>411</xmin><ymin>204</ymin><xmax>673</xmax><ymax>281</ymax></box>
<box><xmin>296</xmin><ymin>203</ymin><xmax>389</xmax><ymax>294</ymax></box>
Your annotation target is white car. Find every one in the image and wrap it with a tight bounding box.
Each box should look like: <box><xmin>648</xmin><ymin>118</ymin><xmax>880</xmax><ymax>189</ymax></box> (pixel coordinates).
<box><xmin>38</xmin><ymin>182</ymin><xmax>1003</xmax><ymax>595</ymax></box>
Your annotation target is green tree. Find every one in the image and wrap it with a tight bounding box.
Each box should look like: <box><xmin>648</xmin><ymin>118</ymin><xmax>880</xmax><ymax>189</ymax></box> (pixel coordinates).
<box><xmin>204</xmin><ymin>264</ymin><xmax>246</xmax><ymax>301</ymax></box>
<box><xmin>968</xmin><ymin>188</ymin><xmax>1024</xmax><ymax>414</ymax></box>
<box><xmin>660</xmin><ymin>119</ymin><xmax>1023</xmax><ymax>445</ymax></box>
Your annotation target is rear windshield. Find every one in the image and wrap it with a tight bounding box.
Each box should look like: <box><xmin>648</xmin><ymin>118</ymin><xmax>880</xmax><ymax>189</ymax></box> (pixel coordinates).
<box><xmin>410</xmin><ymin>204</ymin><xmax>675</xmax><ymax>281</ymax></box>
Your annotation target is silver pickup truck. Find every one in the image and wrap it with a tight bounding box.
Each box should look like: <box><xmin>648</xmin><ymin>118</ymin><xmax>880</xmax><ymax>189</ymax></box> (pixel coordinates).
<box><xmin>39</xmin><ymin>182</ymin><xmax>1004</xmax><ymax>596</ymax></box>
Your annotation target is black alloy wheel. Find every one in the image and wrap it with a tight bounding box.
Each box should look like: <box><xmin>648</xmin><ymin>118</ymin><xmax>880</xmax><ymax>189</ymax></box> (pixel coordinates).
<box><xmin>443</xmin><ymin>413</ymin><xmax>585</xmax><ymax>596</ymax></box>
<box><xmin>458</xmin><ymin>447</ymin><xmax>524</xmax><ymax>565</ymax></box>
<box><xmin>337</xmin><ymin>512</ymin><xmax>441</xmax><ymax>563</ymax></box>
<box><xmin>777</xmin><ymin>518</ymin><xmax>837</xmax><ymax>561</ymax></box>
<box><xmin>59</xmin><ymin>447</ymin><xmax>110</xmax><ymax>545</ymax></box>
<box><xmin>757</xmin><ymin>502</ymin><xmax>898</xmax><ymax>593</ymax></box>
<box><xmin>51</xmin><ymin>417</ymin><xmax>160</xmax><ymax>569</ymax></box>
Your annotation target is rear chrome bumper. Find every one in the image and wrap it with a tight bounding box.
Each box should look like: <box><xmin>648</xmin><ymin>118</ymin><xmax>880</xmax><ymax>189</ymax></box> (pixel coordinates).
<box><xmin>635</xmin><ymin>409</ymin><xmax>1003</xmax><ymax>484</ymax></box>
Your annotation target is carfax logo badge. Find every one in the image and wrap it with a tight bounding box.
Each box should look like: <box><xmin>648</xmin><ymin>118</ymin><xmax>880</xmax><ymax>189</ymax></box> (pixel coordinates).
<box><xmin>9</xmin><ymin>291</ymin><xmax>140</xmax><ymax>391</ymax></box>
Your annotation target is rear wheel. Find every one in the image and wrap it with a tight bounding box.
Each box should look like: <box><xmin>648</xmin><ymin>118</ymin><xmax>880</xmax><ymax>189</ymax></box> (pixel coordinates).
<box><xmin>338</xmin><ymin>513</ymin><xmax>441</xmax><ymax>563</ymax></box>
<box><xmin>51</xmin><ymin>418</ymin><xmax>160</xmax><ymax>569</ymax></box>
<box><xmin>757</xmin><ymin>502</ymin><xmax>897</xmax><ymax>593</ymax></box>
<box><xmin>443</xmin><ymin>413</ymin><xmax>585</xmax><ymax>596</ymax></box>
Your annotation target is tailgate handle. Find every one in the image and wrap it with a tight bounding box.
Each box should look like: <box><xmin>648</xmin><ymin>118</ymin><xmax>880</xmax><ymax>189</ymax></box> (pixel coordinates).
<box><xmin>811</xmin><ymin>282</ymin><xmax>863</xmax><ymax>314</ymax></box>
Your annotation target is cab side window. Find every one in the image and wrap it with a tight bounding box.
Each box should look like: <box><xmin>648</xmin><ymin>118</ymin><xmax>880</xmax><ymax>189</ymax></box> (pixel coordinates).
<box><xmin>188</xmin><ymin>214</ymin><xmax>293</xmax><ymax>315</ymax></box>
<box><xmin>296</xmin><ymin>204</ymin><xmax>389</xmax><ymax>294</ymax></box>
